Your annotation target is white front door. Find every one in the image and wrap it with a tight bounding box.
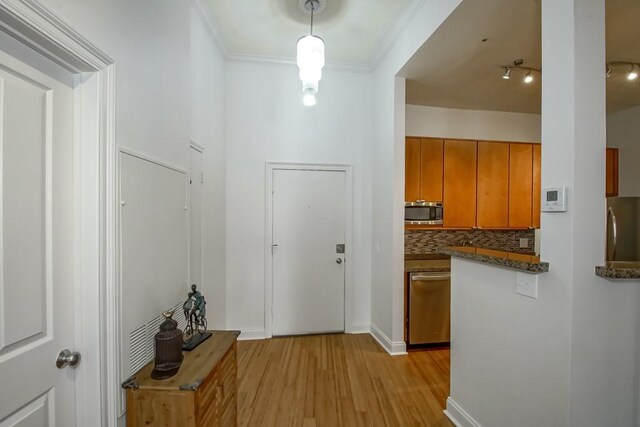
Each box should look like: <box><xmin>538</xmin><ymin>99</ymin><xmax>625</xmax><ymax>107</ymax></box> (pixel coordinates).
<box><xmin>272</xmin><ymin>169</ymin><xmax>346</xmax><ymax>336</ymax></box>
<box><xmin>0</xmin><ymin>47</ymin><xmax>77</xmax><ymax>425</ymax></box>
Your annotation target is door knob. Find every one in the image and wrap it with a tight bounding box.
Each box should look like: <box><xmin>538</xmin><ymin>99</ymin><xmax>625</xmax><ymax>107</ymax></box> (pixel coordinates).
<box><xmin>336</xmin><ymin>258</ymin><xmax>343</xmax><ymax>264</ymax></box>
<box><xmin>56</xmin><ymin>349</ymin><xmax>81</xmax><ymax>369</ymax></box>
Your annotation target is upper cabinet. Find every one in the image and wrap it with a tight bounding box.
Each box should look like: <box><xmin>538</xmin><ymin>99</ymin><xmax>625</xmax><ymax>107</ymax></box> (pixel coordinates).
<box><xmin>606</xmin><ymin>147</ymin><xmax>619</xmax><ymax>197</ymax></box>
<box><xmin>405</xmin><ymin>138</ymin><xmax>444</xmax><ymax>202</ymax></box>
<box><xmin>443</xmin><ymin>140</ymin><xmax>477</xmax><ymax>228</ymax></box>
<box><xmin>532</xmin><ymin>144</ymin><xmax>542</xmax><ymax>228</ymax></box>
<box><xmin>477</xmin><ymin>142</ymin><xmax>509</xmax><ymax>228</ymax></box>
<box><xmin>509</xmin><ymin>143</ymin><xmax>534</xmax><ymax>228</ymax></box>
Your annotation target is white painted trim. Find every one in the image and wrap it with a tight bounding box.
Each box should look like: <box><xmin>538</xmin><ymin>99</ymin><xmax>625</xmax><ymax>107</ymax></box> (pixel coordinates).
<box><xmin>0</xmin><ymin>1</ymin><xmax>116</xmax><ymax>425</ymax></box>
<box><xmin>189</xmin><ymin>140</ymin><xmax>205</xmax><ymax>153</ymax></box>
<box><xmin>348</xmin><ymin>325</ymin><xmax>371</xmax><ymax>334</ymax></box>
<box><xmin>370</xmin><ymin>323</ymin><xmax>407</xmax><ymax>355</ymax></box>
<box><xmin>190</xmin><ymin>0</ymin><xmax>228</xmax><ymax>58</ymax></box>
<box><xmin>444</xmin><ymin>397</ymin><xmax>483</xmax><ymax>427</ymax></box>
<box><xmin>188</xmin><ymin>143</ymin><xmax>205</xmax><ymax>304</ymax></box>
<box><xmin>264</xmin><ymin>162</ymin><xmax>354</xmax><ymax>338</ymax></box>
<box><xmin>237</xmin><ymin>328</ymin><xmax>267</xmax><ymax>341</ymax></box>
<box><xmin>227</xmin><ymin>53</ymin><xmax>373</xmax><ymax>74</ymax></box>
<box><xmin>371</xmin><ymin>0</ymin><xmax>425</xmax><ymax>69</ymax></box>
<box><xmin>118</xmin><ymin>146</ymin><xmax>187</xmax><ymax>175</ymax></box>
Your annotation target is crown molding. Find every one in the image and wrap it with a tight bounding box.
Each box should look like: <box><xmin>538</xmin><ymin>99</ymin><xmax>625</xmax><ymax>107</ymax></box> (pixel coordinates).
<box><xmin>190</xmin><ymin>0</ymin><xmax>228</xmax><ymax>57</ymax></box>
<box><xmin>371</xmin><ymin>0</ymin><xmax>425</xmax><ymax>69</ymax></box>
<box><xmin>227</xmin><ymin>52</ymin><xmax>373</xmax><ymax>74</ymax></box>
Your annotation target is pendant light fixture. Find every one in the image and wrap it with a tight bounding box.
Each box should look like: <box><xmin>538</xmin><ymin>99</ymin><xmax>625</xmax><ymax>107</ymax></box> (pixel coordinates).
<box><xmin>297</xmin><ymin>0</ymin><xmax>325</xmax><ymax>106</ymax></box>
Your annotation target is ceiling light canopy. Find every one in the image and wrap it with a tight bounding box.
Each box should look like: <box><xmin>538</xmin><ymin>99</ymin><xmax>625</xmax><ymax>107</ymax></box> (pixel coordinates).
<box><xmin>297</xmin><ymin>0</ymin><xmax>325</xmax><ymax>107</ymax></box>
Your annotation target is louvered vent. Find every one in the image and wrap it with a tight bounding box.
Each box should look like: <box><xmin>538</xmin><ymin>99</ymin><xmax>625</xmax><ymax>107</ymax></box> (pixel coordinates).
<box><xmin>129</xmin><ymin>302</ymin><xmax>184</xmax><ymax>376</ymax></box>
<box><xmin>129</xmin><ymin>325</ymin><xmax>148</xmax><ymax>375</ymax></box>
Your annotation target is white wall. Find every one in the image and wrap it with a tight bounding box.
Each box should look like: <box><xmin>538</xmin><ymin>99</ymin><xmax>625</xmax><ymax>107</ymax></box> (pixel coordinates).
<box><xmin>190</xmin><ymin>4</ymin><xmax>227</xmax><ymax>328</ymax></box>
<box><xmin>448</xmin><ymin>0</ymin><xmax>640</xmax><ymax>426</ymax></box>
<box><xmin>370</xmin><ymin>0</ymin><xmax>463</xmax><ymax>352</ymax></box>
<box><xmin>607</xmin><ymin>106</ymin><xmax>640</xmax><ymax>196</ymax></box>
<box><xmin>25</xmin><ymin>1</ymin><xmax>227</xmax><ymax>424</ymax></box>
<box><xmin>225</xmin><ymin>60</ymin><xmax>373</xmax><ymax>337</ymax></box>
<box><xmin>449</xmin><ymin>259</ymin><xmax>570</xmax><ymax>426</ymax></box>
<box><xmin>406</xmin><ymin>104</ymin><xmax>541</xmax><ymax>142</ymax></box>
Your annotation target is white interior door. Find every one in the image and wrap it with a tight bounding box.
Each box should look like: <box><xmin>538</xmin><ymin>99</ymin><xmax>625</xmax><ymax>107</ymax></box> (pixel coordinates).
<box><xmin>272</xmin><ymin>169</ymin><xmax>346</xmax><ymax>336</ymax></box>
<box><xmin>189</xmin><ymin>146</ymin><xmax>203</xmax><ymax>288</ymax></box>
<box><xmin>0</xmin><ymin>48</ymin><xmax>77</xmax><ymax>424</ymax></box>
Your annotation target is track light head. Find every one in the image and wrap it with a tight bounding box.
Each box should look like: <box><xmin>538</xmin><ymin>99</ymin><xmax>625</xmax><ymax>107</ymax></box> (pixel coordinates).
<box><xmin>524</xmin><ymin>71</ymin><xmax>534</xmax><ymax>84</ymax></box>
<box><xmin>628</xmin><ymin>65</ymin><xmax>638</xmax><ymax>81</ymax></box>
<box><xmin>502</xmin><ymin>68</ymin><xmax>511</xmax><ymax>80</ymax></box>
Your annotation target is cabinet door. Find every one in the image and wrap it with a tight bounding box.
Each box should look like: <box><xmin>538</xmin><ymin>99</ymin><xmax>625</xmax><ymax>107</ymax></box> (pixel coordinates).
<box><xmin>477</xmin><ymin>142</ymin><xmax>509</xmax><ymax>228</ymax></box>
<box><xmin>405</xmin><ymin>138</ymin><xmax>421</xmax><ymax>201</ymax></box>
<box><xmin>443</xmin><ymin>140</ymin><xmax>477</xmax><ymax>228</ymax></box>
<box><xmin>509</xmin><ymin>143</ymin><xmax>534</xmax><ymax>228</ymax></box>
<box><xmin>606</xmin><ymin>147</ymin><xmax>619</xmax><ymax>197</ymax></box>
<box><xmin>532</xmin><ymin>144</ymin><xmax>541</xmax><ymax>228</ymax></box>
<box><xmin>420</xmin><ymin>138</ymin><xmax>444</xmax><ymax>202</ymax></box>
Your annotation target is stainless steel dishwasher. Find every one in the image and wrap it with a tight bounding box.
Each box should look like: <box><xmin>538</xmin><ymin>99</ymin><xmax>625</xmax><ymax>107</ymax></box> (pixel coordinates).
<box><xmin>408</xmin><ymin>271</ymin><xmax>451</xmax><ymax>345</ymax></box>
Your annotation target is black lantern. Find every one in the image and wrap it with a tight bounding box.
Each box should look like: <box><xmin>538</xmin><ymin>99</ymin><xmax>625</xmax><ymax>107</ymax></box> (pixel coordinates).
<box><xmin>150</xmin><ymin>310</ymin><xmax>184</xmax><ymax>380</ymax></box>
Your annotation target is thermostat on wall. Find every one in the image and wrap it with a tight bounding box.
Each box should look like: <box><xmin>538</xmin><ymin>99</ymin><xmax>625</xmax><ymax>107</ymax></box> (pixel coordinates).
<box><xmin>541</xmin><ymin>187</ymin><xmax>567</xmax><ymax>212</ymax></box>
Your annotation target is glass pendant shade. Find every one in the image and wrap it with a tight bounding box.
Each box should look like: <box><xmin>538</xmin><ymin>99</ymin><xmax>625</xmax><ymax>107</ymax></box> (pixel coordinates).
<box><xmin>297</xmin><ymin>35</ymin><xmax>325</xmax><ymax>96</ymax></box>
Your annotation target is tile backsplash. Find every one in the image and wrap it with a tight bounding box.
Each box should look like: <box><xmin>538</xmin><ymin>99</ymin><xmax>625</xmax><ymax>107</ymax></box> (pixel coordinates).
<box><xmin>405</xmin><ymin>229</ymin><xmax>536</xmax><ymax>254</ymax></box>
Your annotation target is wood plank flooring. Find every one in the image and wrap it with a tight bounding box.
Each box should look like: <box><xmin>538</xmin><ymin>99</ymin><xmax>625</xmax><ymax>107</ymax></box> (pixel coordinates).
<box><xmin>237</xmin><ymin>333</ymin><xmax>452</xmax><ymax>427</ymax></box>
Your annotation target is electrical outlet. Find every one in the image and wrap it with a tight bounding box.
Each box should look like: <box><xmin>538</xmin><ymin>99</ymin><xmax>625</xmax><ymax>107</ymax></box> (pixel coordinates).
<box><xmin>516</xmin><ymin>272</ymin><xmax>538</xmax><ymax>299</ymax></box>
<box><xmin>519</xmin><ymin>238</ymin><xmax>529</xmax><ymax>248</ymax></box>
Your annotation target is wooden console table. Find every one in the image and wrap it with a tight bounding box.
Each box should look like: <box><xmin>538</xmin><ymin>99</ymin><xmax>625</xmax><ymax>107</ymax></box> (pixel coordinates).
<box><xmin>123</xmin><ymin>330</ymin><xmax>240</xmax><ymax>426</ymax></box>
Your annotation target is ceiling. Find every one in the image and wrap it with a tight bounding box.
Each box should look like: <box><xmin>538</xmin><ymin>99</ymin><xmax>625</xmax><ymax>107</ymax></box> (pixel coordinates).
<box><xmin>401</xmin><ymin>0</ymin><xmax>640</xmax><ymax>114</ymax></box>
<box><xmin>204</xmin><ymin>0</ymin><xmax>412</xmax><ymax>66</ymax></box>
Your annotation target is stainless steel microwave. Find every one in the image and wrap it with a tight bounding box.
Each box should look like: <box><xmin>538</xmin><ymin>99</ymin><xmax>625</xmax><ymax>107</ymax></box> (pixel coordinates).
<box><xmin>405</xmin><ymin>201</ymin><xmax>443</xmax><ymax>225</ymax></box>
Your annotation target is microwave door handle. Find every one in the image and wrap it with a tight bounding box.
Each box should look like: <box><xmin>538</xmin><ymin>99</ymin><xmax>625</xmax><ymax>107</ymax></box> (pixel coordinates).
<box><xmin>608</xmin><ymin>207</ymin><xmax>618</xmax><ymax>260</ymax></box>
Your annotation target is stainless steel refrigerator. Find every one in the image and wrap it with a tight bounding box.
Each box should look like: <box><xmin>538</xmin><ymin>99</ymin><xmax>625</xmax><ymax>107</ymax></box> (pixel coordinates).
<box><xmin>607</xmin><ymin>197</ymin><xmax>640</xmax><ymax>261</ymax></box>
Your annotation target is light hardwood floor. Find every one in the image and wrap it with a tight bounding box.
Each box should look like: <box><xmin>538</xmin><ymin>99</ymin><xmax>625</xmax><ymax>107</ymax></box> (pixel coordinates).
<box><xmin>237</xmin><ymin>333</ymin><xmax>452</xmax><ymax>427</ymax></box>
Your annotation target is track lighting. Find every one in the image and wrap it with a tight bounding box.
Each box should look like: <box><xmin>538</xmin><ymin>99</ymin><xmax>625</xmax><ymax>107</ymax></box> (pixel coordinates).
<box><xmin>605</xmin><ymin>62</ymin><xmax>640</xmax><ymax>81</ymax></box>
<box><xmin>499</xmin><ymin>59</ymin><xmax>540</xmax><ymax>85</ymax></box>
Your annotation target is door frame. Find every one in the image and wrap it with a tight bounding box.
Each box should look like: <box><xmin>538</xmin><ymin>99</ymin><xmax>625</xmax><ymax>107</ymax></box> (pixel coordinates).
<box><xmin>265</xmin><ymin>162</ymin><xmax>354</xmax><ymax>338</ymax></box>
<box><xmin>188</xmin><ymin>141</ymin><xmax>205</xmax><ymax>291</ymax></box>
<box><xmin>0</xmin><ymin>1</ymin><xmax>117</xmax><ymax>425</ymax></box>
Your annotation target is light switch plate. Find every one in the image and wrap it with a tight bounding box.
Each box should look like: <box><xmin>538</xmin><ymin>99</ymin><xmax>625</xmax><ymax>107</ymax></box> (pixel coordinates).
<box><xmin>516</xmin><ymin>272</ymin><xmax>538</xmax><ymax>299</ymax></box>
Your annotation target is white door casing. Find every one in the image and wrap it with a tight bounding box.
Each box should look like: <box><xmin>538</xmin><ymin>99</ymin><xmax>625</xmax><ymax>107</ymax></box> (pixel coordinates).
<box><xmin>0</xmin><ymin>46</ymin><xmax>76</xmax><ymax>426</ymax></box>
<box><xmin>267</xmin><ymin>164</ymin><xmax>353</xmax><ymax>337</ymax></box>
<box><xmin>189</xmin><ymin>143</ymin><xmax>204</xmax><ymax>289</ymax></box>
<box><xmin>0</xmin><ymin>1</ymin><xmax>116</xmax><ymax>425</ymax></box>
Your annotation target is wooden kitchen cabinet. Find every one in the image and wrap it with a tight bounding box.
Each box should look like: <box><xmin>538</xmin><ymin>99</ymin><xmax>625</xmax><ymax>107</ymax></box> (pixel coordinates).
<box><xmin>606</xmin><ymin>147</ymin><xmax>619</xmax><ymax>197</ymax></box>
<box><xmin>532</xmin><ymin>144</ymin><xmax>541</xmax><ymax>228</ymax></box>
<box><xmin>405</xmin><ymin>138</ymin><xmax>421</xmax><ymax>201</ymax></box>
<box><xmin>419</xmin><ymin>138</ymin><xmax>444</xmax><ymax>202</ymax></box>
<box><xmin>124</xmin><ymin>331</ymin><xmax>239</xmax><ymax>427</ymax></box>
<box><xmin>443</xmin><ymin>140</ymin><xmax>477</xmax><ymax>228</ymax></box>
<box><xmin>405</xmin><ymin>138</ymin><xmax>444</xmax><ymax>202</ymax></box>
<box><xmin>509</xmin><ymin>143</ymin><xmax>534</xmax><ymax>228</ymax></box>
<box><xmin>476</xmin><ymin>141</ymin><xmax>509</xmax><ymax>228</ymax></box>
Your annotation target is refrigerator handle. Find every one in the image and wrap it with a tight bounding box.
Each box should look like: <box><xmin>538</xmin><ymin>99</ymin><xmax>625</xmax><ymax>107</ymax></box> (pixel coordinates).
<box><xmin>608</xmin><ymin>207</ymin><xmax>618</xmax><ymax>260</ymax></box>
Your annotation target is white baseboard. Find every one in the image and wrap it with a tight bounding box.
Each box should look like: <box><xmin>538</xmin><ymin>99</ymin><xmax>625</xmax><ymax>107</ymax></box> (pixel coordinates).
<box><xmin>444</xmin><ymin>397</ymin><xmax>482</xmax><ymax>427</ymax></box>
<box><xmin>370</xmin><ymin>323</ymin><xmax>407</xmax><ymax>355</ymax></box>
<box><xmin>347</xmin><ymin>324</ymin><xmax>371</xmax><ymax>334</ymax></box>
<box><xmin>237</xmin><ymin>328</ymin><xmax>266</xmax><ymax>341</ymax></box>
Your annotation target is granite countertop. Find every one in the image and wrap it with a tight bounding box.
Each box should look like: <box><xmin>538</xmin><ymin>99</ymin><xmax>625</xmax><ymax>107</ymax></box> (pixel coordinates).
<box><xmin>595</xmin><ymin>261</ymin><xmax>640</xmax><ymax>280</ymax></box>
<box><xmin>439</xmin><ymin>246</ymin><xmax>549</xmax><ymax>274</ymax></box>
